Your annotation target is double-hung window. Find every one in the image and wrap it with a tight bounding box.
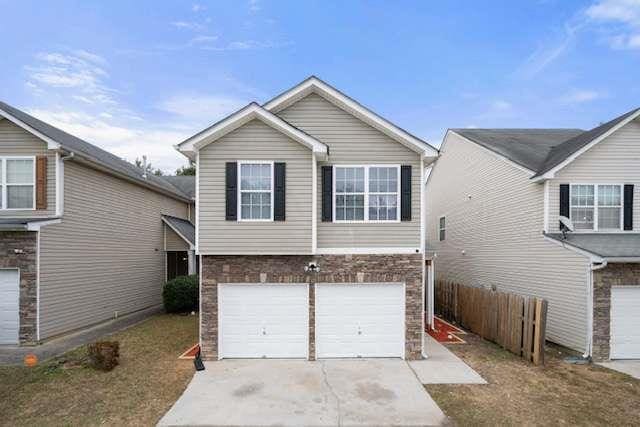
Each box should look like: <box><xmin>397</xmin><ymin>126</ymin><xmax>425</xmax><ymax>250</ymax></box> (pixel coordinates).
<box><xmin>1</xmin><ymin>157</ymin><xmax>35</xmax><ymax>210</ymax></box>
<box><xmin>570</xmin><ymin>184</ymin><xmax>622</xmax><ymax>231</ymax></box>
<box><xmin>239</xmin><ymin>162</ymin><xmax>273</xmax><ymax>221</ymax></box>
<box><xmin>439</xmin><ymin>216</ymin><xmax>446</xmax><ymax>241</ymax></box>
<box><xmin>334</xmin><ymin>165</ymin><xmax>399</xmax><ymax>222</ymax></box>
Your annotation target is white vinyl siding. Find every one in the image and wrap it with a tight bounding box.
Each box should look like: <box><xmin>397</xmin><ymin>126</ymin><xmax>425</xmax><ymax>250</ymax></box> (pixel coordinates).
<box><xmin>277</xmin><ymin>93</ymin><xmax>421</xmax><ymax>249</ymax></box>
<box><xmin>426</xmin><ymin>131</ymin><xmax>591</xmax><ymax>352</ymax></box>
<box><xmin>548</xmin><ymin>117</ymin><xmax>640</xmax><ymax>232</ymax></box>
<box><xmin>165</xmin><ymin>225</ymin><xmax>190</xmax><ymax>251</ymax></box>
<box><xmin>0</xmin><ymin>120</ymin><xmax>56</xmax><ymax>217</ymax></box>
<box><xmin>38</xmin><ymin>161</ymin><xmax>189</xmax><ymax>339</ymax></box>
<box><xmin>198</xmin><ymin>119</ymin><xmax>312</xmax><ymax>254</ymax></box>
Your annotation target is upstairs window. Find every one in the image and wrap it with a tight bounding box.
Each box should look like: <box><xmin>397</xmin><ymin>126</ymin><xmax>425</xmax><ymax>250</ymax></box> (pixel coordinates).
<box><xmin>439</xmin><ymin>216</ymin><xmax>446</xmax><ymax>241</ymax></box>
<box><xmin>1</xmin><ymin>157</ymin><xmax>35</xmax><ymax>210</ymax></box>
<box><xmin>239</xmin><ymin>162</ymin><xmax>273</xmax><ymax>221</ymax></box>
<box><xmin>570</xmin><ymin>184</ymin><xmax>622</xmax><ymax>231</ymax></box>
<box><xmin>334</xmin><ymin>165</ymin><xmax>399</xmax><ymax>222</ymax></box>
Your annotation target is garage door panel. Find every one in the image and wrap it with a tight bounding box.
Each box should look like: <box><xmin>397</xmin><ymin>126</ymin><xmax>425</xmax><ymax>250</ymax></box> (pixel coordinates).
<box><xmin>0</xmin><ymin>270</ymin><xmax>19</xmax><ymax>345</ymax></box>
<box><xmin>611</xmin><ymin>287</ymin><xmax>640</xmax><ymax>359</ymax></box>
<box><xmin>316</xmin><ymin>283</ymin><xmax>404</xmax><ymax>359</ymax></box>
<box><xmin>219</xmin><ymin>284</ymin><xmax>308</xmax><ymax>359</ymax></box>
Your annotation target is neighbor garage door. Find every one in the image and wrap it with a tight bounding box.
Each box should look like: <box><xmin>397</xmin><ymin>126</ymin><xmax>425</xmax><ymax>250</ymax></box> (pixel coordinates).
<box><xmin>315</xmin><ymin>283</ymin><xmax>404</xmax><ymax>358</ymax></box>
<box><xmin>0</xmin><ymin>269</ymin><xmax>20</xmax><ymax>345</ymax></box>
<box><xmin>610</xmin><ymin>287</ymin><xmax>640</xmax><ymax>359</ymax></box>
<box><xmin>218</xmin><ymin>284</ymin><xmax>308</xmax><ymax>359</ymax></box>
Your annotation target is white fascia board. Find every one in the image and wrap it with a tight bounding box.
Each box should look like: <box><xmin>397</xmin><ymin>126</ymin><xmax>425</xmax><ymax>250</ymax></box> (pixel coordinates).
<box><xmin>26</xmin><ymin>218</ymin><xmax>62</xmax><ymax>231</ymax></box>
<box><xmin>161</xmin><ymin>217</ymin><xmax>195</xmax><ymax>250</ymax></box>
<box><xmin>263</xmin><ymin>77</ymin><xmax>438</xmax><ymax>157</ymax></box>
<box><xmin>542</xmin><ymin>234</ymin><xmax>603</xmax><ymax>263</ymax></box>
<box><xmin>177</xmin><ymin>103</ymin><xmax>328</xmax><ymax>160</ymax></box>
<box><xmin>532</xmin><ymin>109</ymin><xmax>640</xmax><ymax>182</ymax></box>
<box><xmin>0</xmin><ymin>108</ymin><xmax>61</xmax><ymax>150</ymax></box>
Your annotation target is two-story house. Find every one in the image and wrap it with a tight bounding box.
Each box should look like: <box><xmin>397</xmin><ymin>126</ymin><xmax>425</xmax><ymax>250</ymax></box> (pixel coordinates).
<box><xmin>426</xmin><ymin>107</ymin><xmax>640</xmax><ymax>361</ymax></box>
<box><xmin>0</xmin><ymin>102</ymin><xmax>196</xmax><ymax>347</ymax></box>
<box><xmin>177</xmin><ymin>77</ymin><xmax>439</xmax><ymax>360</ymax></box>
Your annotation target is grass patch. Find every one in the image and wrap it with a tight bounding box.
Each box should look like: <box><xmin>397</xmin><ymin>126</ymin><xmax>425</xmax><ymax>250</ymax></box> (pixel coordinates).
<box><xmin>0</xmin><ymin>314</ymin><xmax>198</xmax><ymax>426</ymax></box>
<box><xmin>426</xmin><ymin>334</ymin><xmax>640</xmax><ymax>426</ymax></box>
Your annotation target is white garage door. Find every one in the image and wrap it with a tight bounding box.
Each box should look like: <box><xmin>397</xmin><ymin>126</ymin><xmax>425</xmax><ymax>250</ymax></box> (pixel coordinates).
<box><xmin>0</xmin><ymin>269</ymin><xmax>20</xmax><ymax>345</ymax></box>
<box><xmin>315</xmin><ymin>283</ymin><xmax>404</xmax><ymax>358</ymax></box>
<box><xmin>611</xmin><ymin>287</ymin><xmax>640</xmax><ymax>359</ymax></box>
<box><xmin>218</xmin><ymin>284</ymin><xmax>308</xmax><ymax>359</ymax></box>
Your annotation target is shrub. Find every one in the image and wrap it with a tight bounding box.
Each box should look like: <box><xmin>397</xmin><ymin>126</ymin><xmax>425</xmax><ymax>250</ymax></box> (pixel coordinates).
<box><xmin>163</xmin><ymin>275</ymin><xmax>199</xmax><ymax>313</ymax></box>
<box><xmin>87</xmin><ymin>341</ymin><xmax>120</xmax><ymax>371</ymax></box>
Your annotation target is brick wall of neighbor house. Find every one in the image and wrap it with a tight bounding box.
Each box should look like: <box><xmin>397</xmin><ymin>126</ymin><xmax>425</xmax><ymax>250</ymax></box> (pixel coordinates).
<box><xmin>0</xmin><ymin>231</ymin><xmax>38</xmax><ymax>344</ymax></box>
<box><xmin>200</xmin><ymin>254</ymin><xmax>424</xmax><ymax>361</ymax></box>
<box><xmin>592</xmin><ymin>263</ymin><xmax>640</xmax><ymax>361</ymax></box>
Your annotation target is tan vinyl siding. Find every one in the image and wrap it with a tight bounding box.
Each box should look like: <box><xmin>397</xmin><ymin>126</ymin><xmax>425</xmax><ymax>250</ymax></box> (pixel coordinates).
<box><xmin>165</xmin><ymin>224</ymin><xmax>190</xmax><ymax>251</ymax></box>
<box><xmin>278</xmin><ymin>93</ymin><xmax>421</xmax><ymax>249</ymax></box>
<box><xmin>548</xmin><ymin>117</ymin><xmax>640</xmax><ymax>233</ymax></box>
<box><xmin>198</xmin><ymin>119</ymin><xmax>312</xmax><ymax>254</ymax></box>
<box><xmin>426</xmin><ymin>132</ymin><xmax>591</xmax><ymax>352</ymax></box>
<box><xmin>38</xmin><ymin>161</ymin><xmax>188</xmax><ymax>339</ymax></box>
<box><xmin>0</xmin><ymin>119</ymin><xmax>56</xmax><ymax>217</ymax></box>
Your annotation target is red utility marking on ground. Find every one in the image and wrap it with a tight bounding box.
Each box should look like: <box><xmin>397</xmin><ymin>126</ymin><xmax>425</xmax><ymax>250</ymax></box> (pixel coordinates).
<box><xmin>179</xmin><ymin>344</ymin><xmax>200</xmax><ymax>359</ymax></box>
<box><xmin>426</xmin><ymin>316</ymin><xmax>466</xmax><ymax>344</ymax></box>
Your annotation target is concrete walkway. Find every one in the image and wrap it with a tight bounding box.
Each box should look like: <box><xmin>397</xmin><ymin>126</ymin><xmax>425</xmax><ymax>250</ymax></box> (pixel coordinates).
<box><xmin>409</xmin><ymin>335</ymin><xmax>487</xmax><ymax>384</ymax></box>
<box><xmin>598</xmin><ymin>360</ymin><xmax>640</xmax><ymax>380</ymax></box>
<box><xmin>158</xmin><ymin>359</ymin><xmax>447</xmax><ymax>427</ymax></box>
<box><xmin>0</xmin><ymin>305</ymin><xmax>163</xmax><ymax>365</ymax></box>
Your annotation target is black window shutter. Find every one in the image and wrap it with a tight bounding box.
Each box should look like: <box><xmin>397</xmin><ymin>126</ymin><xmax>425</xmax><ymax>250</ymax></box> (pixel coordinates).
<box><xmin>401</xmin><ymin>165</ymin><xmax>412</xmax><ymax>221</ymax></box>
<box><xmin>225</xmin><ymin>162</ymin><xmax>237</xmax><ymax>221</ymax></box>
<box><xmin>274</xmin><ymin>163</ymin><xmax>286</xmax><ymax>221</ymax></box>
<box><xmin>624</xmin><ymin>184</ymin><xmax>634</xmax><ymax>230</ymax></box>
<box><xmin>321</xmin><ymin>166</ymin><xmax>332</xmax><ymax>222</ymax></box>
<box><xmin>559</xmin><ymin>184</ymin><xmax>570</xmax><ymax>229</ymax></box>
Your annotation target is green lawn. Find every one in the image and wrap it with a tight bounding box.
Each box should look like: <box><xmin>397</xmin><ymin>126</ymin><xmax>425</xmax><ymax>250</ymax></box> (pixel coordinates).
<box><xmin>0</xmin><ymin>314</ymin><xmax>198</xmax><ymax>427</ymax></box>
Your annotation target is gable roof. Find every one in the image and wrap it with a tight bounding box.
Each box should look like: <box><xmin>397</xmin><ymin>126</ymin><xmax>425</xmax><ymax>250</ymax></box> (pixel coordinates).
<box><xmin>162</xmin><ymin>215</ymin><xmax>195</xmax><ymax>247</ymax></box>
<box><xmin>163</xmin><ymin>176</ymin><xmax>195</xmax><ymax>199</ymax></box>
<box><xmin>532</xmin><ymin>107</ymin><xmax>640</xmax><ymax>179</ymax></box>
<box><xmin>451</xmin><ymin>129</ymin><xmax>584</xmax><ymax>172</ymax></box>
<box><xmin>263</xmin><ymin>76</ymin><xmax>438</xmax><ymax>157</ymax></box>
<box><xmin>0</xmin><ymin>101</ymin><xmax>191</xmax><ymax>202</ymax></box>
<box><xmin>450</xmin><ymin>106</ymin><xmax>640</xmax><ymax>180</ymax></box>
<box><xmin>176</xmin><ymin>102</ymin><xmax>328</xmax><ymax>160</ymax></box>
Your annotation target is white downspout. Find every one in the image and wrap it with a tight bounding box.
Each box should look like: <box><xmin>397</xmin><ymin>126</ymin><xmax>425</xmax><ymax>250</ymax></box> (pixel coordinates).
<box><xmin>585</xmin><ymin>260</ymin><xmax>608</xmax><ymax>358</ymax></box>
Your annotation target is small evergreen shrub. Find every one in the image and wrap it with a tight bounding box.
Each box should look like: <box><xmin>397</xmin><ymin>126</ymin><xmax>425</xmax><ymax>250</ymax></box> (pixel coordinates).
<box><xmin>163</xmin><ymin>275</ymin><xmax>199</xmax><ymax>313</ymax></box>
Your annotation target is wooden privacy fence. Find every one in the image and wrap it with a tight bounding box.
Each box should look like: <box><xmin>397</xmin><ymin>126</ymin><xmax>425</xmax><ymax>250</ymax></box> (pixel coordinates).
<box><xmin>435</xmin><ymin>281</ymin><xmax>548</xmax><ymax>365</ymax></box>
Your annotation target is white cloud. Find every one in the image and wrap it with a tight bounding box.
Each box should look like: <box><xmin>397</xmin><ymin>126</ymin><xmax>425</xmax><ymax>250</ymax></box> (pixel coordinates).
<box><xmin>586</xmin><ymin>0</ymin><xmax>640</xmax><ymax>49</ymax></box>
<box><xmin>171</xmin><ymin>21</ymin><xmax>205</xmax><ymax>31</ymax></box>
<box><xmin>26</xmin><ymin>50</ymin><xmax>117</xmax><ymax>105</ymax></box>
<box><xmin>558</xmin><ymin>89</ymin><xmax>604</xmax><ymax>104</ymax></box>
<box><xmin>249</xmin><ymin>0</ymin><xmax>260</xmax><ymax>13</ymax></box>
<box><xmin>192</xmin><ymin>3</ymin><xmax>205</xmax><ymax>12</ymax></box>
<box><xmin>158</xmin><ymin>94</ymin><xmax>247</xmax><ymax>122</ymax></box>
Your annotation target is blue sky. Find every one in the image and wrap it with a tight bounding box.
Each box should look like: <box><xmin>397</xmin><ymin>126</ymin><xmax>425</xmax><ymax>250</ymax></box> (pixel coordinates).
<box><xmin>0</xmin><ymin>0</ymin><xmax>639</xmax><ymax>172</ymax></box>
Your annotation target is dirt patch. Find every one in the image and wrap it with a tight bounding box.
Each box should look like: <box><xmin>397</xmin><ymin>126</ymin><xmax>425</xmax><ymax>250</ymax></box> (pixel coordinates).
<box><xmin>0</xmin><ymin>314</ymin><xmax>198</xmax><ymax>427</ymax></box>
<box><xmin>232</xmin><ymin>382</ymin><xmax>264</xmax><ymax>397</ymax></box>
<box><xmin>356</xmin><ymin>382</ymin><xmax>397</xmax><ymax>402</ymax></box>
<box><xmin>426</xmin><ymin>334</ymin><xmax>640</xmax><ymax>426</ymax></box>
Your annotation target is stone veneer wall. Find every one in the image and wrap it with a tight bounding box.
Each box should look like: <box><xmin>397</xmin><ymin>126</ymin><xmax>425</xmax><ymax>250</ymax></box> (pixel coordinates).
<box><xmin>592</xmin><ymin>263</ymin><xmax>640</xmax><ymax>361</ymax></box>
<box><xmin>200</xmin><ymin>254</ymin><xmax>424</xmax><ymax>361</ymax></box>
<box><xmin>0</xmin><ymin>231</ymin><xmax>38</xmax><ymax>344</ymax></box>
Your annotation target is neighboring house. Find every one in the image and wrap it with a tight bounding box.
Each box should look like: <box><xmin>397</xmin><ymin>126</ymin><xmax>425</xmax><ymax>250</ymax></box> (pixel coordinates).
<box><xmin>162</xmin><ymin>175</ymin><xmax>197</xmax><ymax>279</ymax></box>
<box><xmin>177</xmin><ymin>76</ymin><xmax>439</xmax><ymax>361</ymax></box>
<box><xmin>426</xmin><ymin>107</ymin><xmax>640</xmax><ymax>361</ymax></box>
<box><xmin>0</xmin><ymin>102</ymin><xmax>195</xmax><ymax>346</ymax></box>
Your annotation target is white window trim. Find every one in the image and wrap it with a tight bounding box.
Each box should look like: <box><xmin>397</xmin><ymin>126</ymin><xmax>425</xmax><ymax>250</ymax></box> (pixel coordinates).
<box><xmin>332</xmin><ymin>164</ymin><xmax>401</xmax><ymax>223</ymax></box>
<box><xmin>569</xmin><ymin>183</ymin><xmax>624</xmax><ymax>232</ymax></box>
<box><xmin>1</xmin><ymin>156</ymin><xmax>36</xmax><ymax>211</ymax></box>
<box><xmin>237</xmin><ymin>160</ymin><xmax>275</xmax><ymax>222</ymax></box>
<box><xmin>438</xmin><ymin>215</ymin><xmax>446</xmax><ymax>241</ymax></box>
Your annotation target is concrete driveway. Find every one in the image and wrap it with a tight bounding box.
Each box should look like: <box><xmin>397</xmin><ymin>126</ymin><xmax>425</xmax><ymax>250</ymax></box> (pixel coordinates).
<box><xmin>158</xmin><ymin>359</ymin><xmax>447</xmax><ymax>426</ymax></box>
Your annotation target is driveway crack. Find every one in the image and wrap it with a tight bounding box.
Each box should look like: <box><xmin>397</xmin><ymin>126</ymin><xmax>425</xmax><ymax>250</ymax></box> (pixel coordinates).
<box><xmin>321</xmin><ymin>361</ymin><xmax>342</xmax><ymax>427</ymax></box>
